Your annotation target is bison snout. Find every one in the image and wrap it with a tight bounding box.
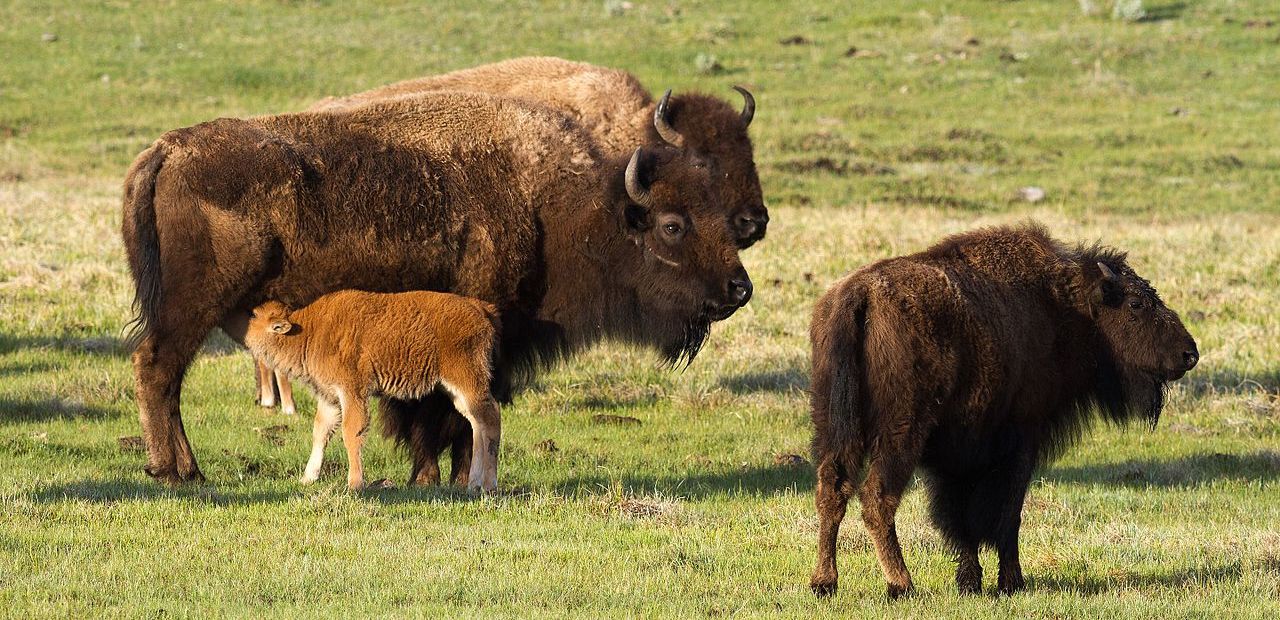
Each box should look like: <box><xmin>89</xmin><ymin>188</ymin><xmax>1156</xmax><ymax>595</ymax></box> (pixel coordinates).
<box><xmin>1182</xmin><ymin>347</ymin><xmax>1199</xmax><ymax>372</ymax></box>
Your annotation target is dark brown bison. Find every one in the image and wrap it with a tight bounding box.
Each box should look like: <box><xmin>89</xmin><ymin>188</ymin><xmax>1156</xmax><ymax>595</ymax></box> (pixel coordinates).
<box><xmin>807</xmin><ymin>223</ymin><xmax>1198</xmax><ymax>598</ymax></box>
<box><xmin>309</xmin><ymin>56</ymin><xmax>768</xmax><ymax>248</ymax></box>
<box><xmin>122</xmin><ymin>91</ymin><xmax>752</xmax><ymax>484</ymax></box>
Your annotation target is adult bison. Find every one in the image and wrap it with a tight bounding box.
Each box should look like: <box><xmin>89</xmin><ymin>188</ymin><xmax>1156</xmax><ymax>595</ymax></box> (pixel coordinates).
<box><xmin>122</xmin><ymin>91</ymin><xmax>752</xmax><ymax>484</ymax></box>
<box><xmin>807</xmin><ymin>224</ymin><xmax>1197</xmax><ymax>598</ymax></box>
<box><xmin>310</xmin><ymin>57</ymin><xmax>768</xmax><ymax>248</ymax></box>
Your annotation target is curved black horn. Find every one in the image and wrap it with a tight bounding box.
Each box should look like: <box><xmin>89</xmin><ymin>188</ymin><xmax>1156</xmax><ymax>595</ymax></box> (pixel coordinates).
<box><xmin>624</xmin><ymin>148</ymin><xmax>652</xmax><ymax>207</ymax></box>
<box><xmin>653</xmin><ymin>89</ymin><xmax>685</xmax><ymax>147</ymax></box>
<box><xmin>732</xmin><ymin>85</ymin><xmax>755</xmax><ymax>126</ymax></box>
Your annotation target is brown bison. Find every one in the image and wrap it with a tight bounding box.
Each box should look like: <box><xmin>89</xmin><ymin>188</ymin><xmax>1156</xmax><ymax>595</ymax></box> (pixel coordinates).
<box><xmin>298</xmin><ymin>58</ymin><xmax>767</xmax><ymax>485</ymax></box>
<box><xmin>309</xmin><ymin>56</ymin><xmax>768</xmax><ymax>248</ymax></box>
<box><xmin>807</xmin><ymin>224</ymin><xmax>1198</xmax><ymax>598</ymax></box>
<box><xmin>122</xmin><ymin>91</ymin><xmax>752</xmax><ymax>484</ymax></box>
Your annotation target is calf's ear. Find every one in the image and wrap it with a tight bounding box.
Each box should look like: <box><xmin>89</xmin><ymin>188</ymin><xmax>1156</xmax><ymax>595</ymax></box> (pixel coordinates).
<box><xmin>269</xmin><ymin>319</ymin><xmax>293</xmax><ymax>334</ymax></box>
<box><xmin>1092</xmin><ymin>261</ymin><xmax>1123</xmax><ymax>309</ymax></box>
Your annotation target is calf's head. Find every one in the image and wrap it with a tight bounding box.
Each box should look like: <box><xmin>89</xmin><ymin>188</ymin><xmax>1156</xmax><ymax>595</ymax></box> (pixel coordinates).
<box><xmin>1083</xmin><ymin>257</ymin><xmax>1198</xmax><ymax>424</ymax></box>
<box><xmin>249</xmin><ymin>301</ymin><xmax>295</xmax><ymax>337</ymax></box>
<box><xmin>617</xmin><ymin>146</ymin><xmax>752</xmax><ymax>363</ymax></box>
<box><xmin>653</xmin><ymin>88</ymin><xmax>768</xmax><ymax>249</ymax></box>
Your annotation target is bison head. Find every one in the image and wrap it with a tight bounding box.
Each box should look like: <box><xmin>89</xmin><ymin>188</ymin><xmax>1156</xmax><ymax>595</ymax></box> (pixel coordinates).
<box><xmin>1085</xmin><ymin>257</ymin><xmax>1198</xmax><ymax>426</ymax></box>
<box><xmin>653</xmin><ymin>88</ymin><xmax>768</xmax><ymax>249</ymax></box>
<box><xmin>618</xmin><ymin>146</ymin><xmax>752</xmax><ymax>364</ymax></box>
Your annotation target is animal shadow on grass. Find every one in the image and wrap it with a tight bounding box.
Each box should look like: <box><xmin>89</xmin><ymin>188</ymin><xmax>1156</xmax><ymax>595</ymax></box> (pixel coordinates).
<box><xmin>1031</xmin><ymin>561</ymin><xmax>1243</xmax><ymax>596</ymax></box>
<box><xmin>1138</xmin><ymin>2</ymin><xmax>1187</xmax><ymax>23</ymax></box>
<box><xmin>1045</xmin><ymin>450</ymin><xmax>1280</xmax><ymax>488</ymax></box>
<box><xmin>28</xmin><ymin>476</ymin><xmax>483</xmax><ymax>507</ymax></box>
<box><xmin>0</xmin><ymin>395</ymin><xmax>120</xmax><ymax>425</ymax></box>
<box><xmin>717</xmin><ymin>367</ymin><xmax>809</xmax><ymax>395</ymax></box>
<box><xmin>0</xmin><ymin>333</ymin><xmax>127</xmax><ymax>358</ymax></box>
<box><xmin>552</xmin><ymin>463</ymin><xmax>816</xmax><ymax>500</ymax></box>
<box><xmin>28</xmin><ymin>478</ymin><xmax>293</xmax><ymax>506</ymax></box>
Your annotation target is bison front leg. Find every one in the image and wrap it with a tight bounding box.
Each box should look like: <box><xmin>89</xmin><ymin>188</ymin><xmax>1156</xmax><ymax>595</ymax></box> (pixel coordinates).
<box><xmin>810</xmin><ymin>457</ymin><xmax>855</xmax><ymax>597</ymax></box>
<box><xmin>301</xmin><ymin>396</ymin><xmax>341</xmax><ymax>483</ymax></box>
<box><xmin>925</xmin><ymin>474</ymin><xmax>984</xmax><ymax>594</ymax></box>
<box><xmin>975</xmin><ymin>445</ymin><xmax>1034</xmax><ymax>595</ymax></box>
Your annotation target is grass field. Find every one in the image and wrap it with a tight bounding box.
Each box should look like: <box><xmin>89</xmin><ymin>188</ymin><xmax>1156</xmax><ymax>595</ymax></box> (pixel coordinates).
<box><xmin>2</xmin><ymin>0</ymin><xmax>1278</xmax><ymax>617</ymax></box>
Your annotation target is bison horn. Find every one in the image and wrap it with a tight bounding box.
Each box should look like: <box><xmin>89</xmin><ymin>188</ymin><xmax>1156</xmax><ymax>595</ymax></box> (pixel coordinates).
<box><xmin>1097</xmin><ymin>262</ymin><xmax>1117</xmax><ymax>280</ymax></box>
<box><xmin>733</xmin><ymin>85</ymin><xmax>755</xmax><ymax>127</ymax></box>
<box><xmin>625</xmin><ymin>148</ymin><xmax>652</xmax><ymax>208</ymax></box>
<box><xmin>653</xmin><ymin>89</ymin><xmax>685</xmax><ymax>148</ymax></box>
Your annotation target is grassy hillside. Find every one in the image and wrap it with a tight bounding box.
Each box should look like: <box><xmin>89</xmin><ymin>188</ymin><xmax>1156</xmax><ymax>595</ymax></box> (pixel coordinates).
<box><xmin>1</xmin><ymin>1</ymin><xmax>1277</xmax><ymax>617</ymax></box>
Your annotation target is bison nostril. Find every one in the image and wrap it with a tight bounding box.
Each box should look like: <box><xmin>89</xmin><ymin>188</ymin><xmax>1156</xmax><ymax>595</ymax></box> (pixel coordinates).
<box><xmin>729</xmin><ymin>278</ymin><xmax>753</xmax><ymax>305</ymax></box>
<box><xmin>1183</xmin><ymin>350</ymin><xmax>1198</xmax><ymax>370</ymax></box>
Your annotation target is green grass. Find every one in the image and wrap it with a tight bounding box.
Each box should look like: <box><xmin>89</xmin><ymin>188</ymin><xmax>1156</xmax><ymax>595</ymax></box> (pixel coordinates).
<box><xmin>2</xmin><ymin>1</ymin><xmax>1278</xmax><ymax>617</ymax></box>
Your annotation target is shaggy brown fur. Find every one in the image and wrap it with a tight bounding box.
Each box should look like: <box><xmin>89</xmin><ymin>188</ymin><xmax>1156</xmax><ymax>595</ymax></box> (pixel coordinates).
<box><xmin>122</xmin><ymin>91</ymin><xmax>751</xmax><ymax>484</ymax></box>
<box><xmin>244</xmin><ymin>291</ymin><xmax>501</xmax><ymax>491</ymax></box>
<box><xmin>308</xmin><ymin>57</ymin><xmax>768</xmax><ymax>248</ymax></box>
<box><xmin>807</xmin><ymin>223</ymin><xmax>1198</xmax><ymax>598</ymax></box>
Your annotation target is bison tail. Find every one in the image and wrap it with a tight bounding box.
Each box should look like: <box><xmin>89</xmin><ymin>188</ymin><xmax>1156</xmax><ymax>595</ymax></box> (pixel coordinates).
<box><xmin>810</xmin><ymin>287</ymin><xmax>869</xmax><ymax>466</ymax></box>
<box><xmin>121</xmin><ymin>144</ymin><xmax>169</xmax><ymax>348</ymax></box>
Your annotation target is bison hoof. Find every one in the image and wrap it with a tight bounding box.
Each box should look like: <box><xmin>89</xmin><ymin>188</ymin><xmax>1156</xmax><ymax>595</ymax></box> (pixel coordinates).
<box><xmin>145</xmin><ymin>464</ymin><xmax>203</xmax><ymax>485</ymax></box>
<box><xmin>997</xmin><ymin>574</ymin><xmax>1025</xmax><ymax>596</ymax></box>
<box><xmin>956</xmin><ymin>567</ymin><xmax>983</xmax><ymax>594</ymax></box>
<box><xmin>886</xmin><ymin>581</ymin><xmax>913</xmax><ymax>600</ymax></box>
<box><xmin>809</xmin><ymin>578</ymin><xmax>837</xmax><ymax>598</ymax></box>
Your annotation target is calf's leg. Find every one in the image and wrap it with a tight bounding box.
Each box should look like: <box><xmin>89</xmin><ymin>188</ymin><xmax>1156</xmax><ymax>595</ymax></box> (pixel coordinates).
<box><xmin>256</xmin><ymin>358</ymin><xmax>276</xmax><ymax>408</ymax></box>
<box><xmin>441</xmin><ymin>380</ymin><xmax>500</xmax><ymax>492</ymax></box>
<box><xmin>301</xmin><ymin>396</ymin><xmax>341</xmax><ymax>483</ymax></box>
<box><xmin>274</xmin><ymin>369</ymin><xmax>296</xmax><ymax>415</ymax></box>
<box><xmin>337</xmin><ymin>389</ymin><xmax>371</xmax><ymax>490</ymax></box>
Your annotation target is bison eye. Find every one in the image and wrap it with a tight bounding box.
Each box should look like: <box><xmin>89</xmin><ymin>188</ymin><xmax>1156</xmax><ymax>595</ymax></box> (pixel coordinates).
<box><xmin>1128</xmin><ymin>298</ymin><xmax>1144</xmax><ymax>310</ymax></box>
<box><xmin>663</xmin><ymin>222</ymin><xmax>682</xmax><ymax>236</ymax></box>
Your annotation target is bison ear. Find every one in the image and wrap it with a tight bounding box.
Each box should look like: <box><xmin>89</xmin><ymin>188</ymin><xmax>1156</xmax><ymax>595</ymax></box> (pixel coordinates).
<box><xmin>1092</xmin><ymin>261</ymin><xmax>1123</xmax><ymax>309</ymax></box>
<box><xmin>268</xmin><ymin>319</ymin><xmax>293</xmax><ymax>335</ymax></box>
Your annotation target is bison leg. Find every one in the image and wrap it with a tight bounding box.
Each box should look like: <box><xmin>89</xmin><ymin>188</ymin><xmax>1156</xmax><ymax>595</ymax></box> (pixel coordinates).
<box><xmin>337</xmin><ymin>389</ymin><xmax>371</xmax><ymax>491</ymax></box>
<box><xmin>441</xmin><ymin>380</ymin><xmax>500</xmax><ymax>493</ymax></box>
<box><xmin>396</xmin><ymin>392</ymin><xmax>453</xmax><ymax>486</ymax></box>
<box><xmin>301</xmin><ymin>396</ymin><xmax>341</xmax><ymax>483</ymax></box>
<box><xmin>810</xmin><ymin>456</ymin><xmax>856</xmax><ymax>597</ymax></box>
<box><xmin>448</xmin><ymin>420</ymin><xmax>473</xmax><ymax>487</ymax></box>
<box><xmin>977</xmin><ymin>449</ymin><xmax>1034</xmax><ymax>595</ymax></box>
<box><xmin>925</xmin><ymin>474</ymin><xmax>984</xmax><ymax>594</ymax></box>
<box><xmin>132</xmin><ymin>327</ymin><xmax>208</xmax><ymax>484</ymax></box>
<box><xmin>274</xmin><ymin>368</ymin><xmax>296</xmax><ymax>416</ymax></box>
<box><xmin>256</xmin><ymin>358</ymin><xmax>276</xmax><ymax>408</ymax></box>
<box><xmin>859</xmin><ymin>453</ymin><xmax>920</xmax><ymax>599</ymax></box>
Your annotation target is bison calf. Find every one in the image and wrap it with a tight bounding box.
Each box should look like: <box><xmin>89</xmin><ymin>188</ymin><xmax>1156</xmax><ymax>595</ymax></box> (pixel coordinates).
<box><xmin>244</xmin><ymin>290</ymin><xmax>501</xmax><ymax>491</ymax></box>
<box><xmin>808</xmin><ymin>223</ymin><xmax>1197</xmax><ymax>598</ymax></box>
